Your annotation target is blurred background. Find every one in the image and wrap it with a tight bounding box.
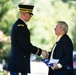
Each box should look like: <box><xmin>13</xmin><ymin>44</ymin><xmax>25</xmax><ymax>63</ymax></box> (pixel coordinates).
<box><xmin>0</xmin><ymin>0</ymin><xmax>76</xmax><ymax>75</ymax></box>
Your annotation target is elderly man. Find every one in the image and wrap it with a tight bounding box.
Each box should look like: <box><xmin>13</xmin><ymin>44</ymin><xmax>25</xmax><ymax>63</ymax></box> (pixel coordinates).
<box><xmin>48</xmin><ymin>21</ymin><xmax>73</xmax><ymax>75</ymax></box>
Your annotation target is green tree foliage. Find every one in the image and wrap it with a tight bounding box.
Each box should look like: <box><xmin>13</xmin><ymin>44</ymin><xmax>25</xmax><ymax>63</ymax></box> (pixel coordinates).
<box><xmin>0</xmin><ymin>0</ymin><xmax>18</xmax><ymax>35</ymax></box>
<box><xmin>0</xmin><ymin>0</ymin><xmax>18</xmax><ymax>62</ymax></box>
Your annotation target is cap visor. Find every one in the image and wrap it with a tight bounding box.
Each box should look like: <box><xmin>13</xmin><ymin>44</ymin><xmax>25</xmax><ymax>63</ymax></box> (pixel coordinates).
<box><xmin>29</xmin><ymin>13</ymin><xmax>33</xmax><ymax>15</ymax></box>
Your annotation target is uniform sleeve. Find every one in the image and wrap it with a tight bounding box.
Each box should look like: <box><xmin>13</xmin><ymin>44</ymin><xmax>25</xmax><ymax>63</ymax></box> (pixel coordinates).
<box><xmin>15</xmin><ymin>25</ymin><xmax>42</xmax><ymax>56</ymax></box>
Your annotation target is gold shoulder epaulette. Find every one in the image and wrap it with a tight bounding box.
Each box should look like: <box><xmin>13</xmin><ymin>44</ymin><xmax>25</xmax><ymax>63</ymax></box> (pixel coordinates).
<box><xmin>18</xmin><ymin>24</ymin><xmax>24</xmax><ymax>27</ymax></box>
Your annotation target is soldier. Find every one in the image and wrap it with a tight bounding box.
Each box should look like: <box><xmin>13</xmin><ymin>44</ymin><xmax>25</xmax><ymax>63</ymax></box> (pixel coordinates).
<box><xmin>8</xmin><ymin>4</ymin><xmax>47</xmax><ymax>75</ymax></box>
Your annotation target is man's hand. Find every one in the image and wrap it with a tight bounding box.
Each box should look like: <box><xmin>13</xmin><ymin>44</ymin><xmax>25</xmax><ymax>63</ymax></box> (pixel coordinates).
<box><xmin>52</xmin><ymin>63</ymin><xmax>59</xmax><ymax>70</ymax></box>
<box><xmin>42</xmin><ymin>50</ymin><xmax>48</xmax><ymax>58</ymax></box>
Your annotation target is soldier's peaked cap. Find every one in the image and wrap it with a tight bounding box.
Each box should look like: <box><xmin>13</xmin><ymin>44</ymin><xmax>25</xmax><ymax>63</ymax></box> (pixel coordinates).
<box><xmin>18</xmin><ymin>5</ymin><xmax>34</xmax><ymax>15</ymax></box>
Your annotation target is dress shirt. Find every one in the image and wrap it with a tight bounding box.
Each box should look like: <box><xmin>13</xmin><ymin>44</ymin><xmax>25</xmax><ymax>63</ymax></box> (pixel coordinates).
<box><xmin>50</xmin><ymin>35</ymin><xmax>63</xmax><ymax>70</ymax></box>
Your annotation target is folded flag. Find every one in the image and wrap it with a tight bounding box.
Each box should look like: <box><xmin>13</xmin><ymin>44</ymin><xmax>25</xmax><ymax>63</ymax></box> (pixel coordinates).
<box><xmin>41</xmin><ymin>58</ymin><xmax>53</xmax><ymax>67</ymax></box>
<box><xmin>41</xmin><ymin>58</ymin><xmax>71</xmax><ymax>70</ymax></box>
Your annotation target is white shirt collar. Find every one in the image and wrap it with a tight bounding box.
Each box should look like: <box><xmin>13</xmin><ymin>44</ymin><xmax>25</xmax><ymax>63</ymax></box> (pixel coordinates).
<box><xmin>19</xmin><ymin>18</ymin><xmax>26</xmax><ymax>24</ymax></box>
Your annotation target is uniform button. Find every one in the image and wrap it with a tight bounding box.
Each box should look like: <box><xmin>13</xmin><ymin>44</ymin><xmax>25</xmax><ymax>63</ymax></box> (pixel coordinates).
<box><xmin>24</xmin><ymin>56</ymin><xmax>26</xmax><ymax>58</ymax></box>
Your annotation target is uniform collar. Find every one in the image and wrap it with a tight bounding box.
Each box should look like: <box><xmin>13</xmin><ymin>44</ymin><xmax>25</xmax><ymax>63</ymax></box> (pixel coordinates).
<box><xmin>19</xmin><ymin>18</ymin><xmax>26</xmax><ymax>24</ymax></box>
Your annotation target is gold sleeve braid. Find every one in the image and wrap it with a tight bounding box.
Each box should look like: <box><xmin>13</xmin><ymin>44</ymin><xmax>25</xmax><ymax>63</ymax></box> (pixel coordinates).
<box><xmin>36</xmin><ymin>48</ymin><xmax>39</xmax><ymax>55</ymax></box>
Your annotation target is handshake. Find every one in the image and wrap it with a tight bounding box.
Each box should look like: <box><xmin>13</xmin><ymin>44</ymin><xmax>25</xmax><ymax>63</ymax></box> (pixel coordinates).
<box><xmin>41</xmin><ymin>50</ymin><xmax>49</xmax><ymax>58</ymax></box>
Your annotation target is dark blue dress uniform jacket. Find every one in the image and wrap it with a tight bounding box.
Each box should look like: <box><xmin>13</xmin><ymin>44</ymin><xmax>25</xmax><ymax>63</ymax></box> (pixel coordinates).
<box><xmin>48</xmin><ymin>34</ymin><xmax>73</xmax><ymax>75</ymax></box>
<box><xmin>8</xmin><ymin>18</ymin><xmax>42</xmax><ymax>73</ymax></box>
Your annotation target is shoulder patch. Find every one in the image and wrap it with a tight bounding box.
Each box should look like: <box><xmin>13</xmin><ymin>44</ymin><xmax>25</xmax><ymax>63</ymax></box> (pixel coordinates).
<box><xmin>18</xmin><ymin>24</ymin><xmax>24</xmax><ymax>27</ymax></box>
